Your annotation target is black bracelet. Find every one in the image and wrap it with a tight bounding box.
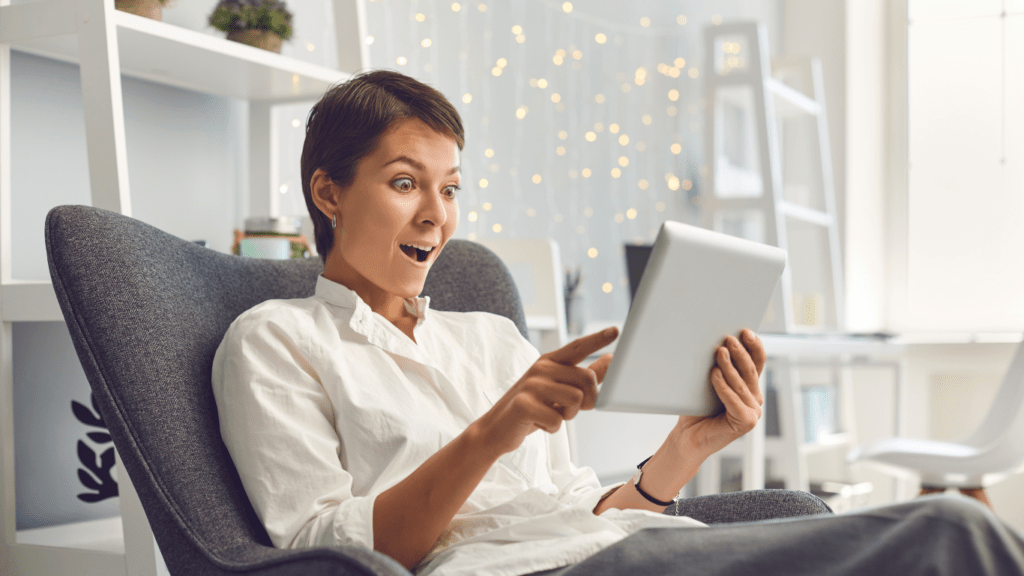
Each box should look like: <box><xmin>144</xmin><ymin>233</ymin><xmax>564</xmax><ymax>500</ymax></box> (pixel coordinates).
<box><xmin>634</xmin><ymin>456</ymin><xmax>675</xmax><ymax>507</ymax></box>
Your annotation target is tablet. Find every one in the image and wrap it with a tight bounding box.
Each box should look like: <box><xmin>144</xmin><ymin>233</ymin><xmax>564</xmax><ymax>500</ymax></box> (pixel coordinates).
<box><xmin>594</xmin><ymin>221</ymin><xmax>786</xmax><ymax>416</ymax></box>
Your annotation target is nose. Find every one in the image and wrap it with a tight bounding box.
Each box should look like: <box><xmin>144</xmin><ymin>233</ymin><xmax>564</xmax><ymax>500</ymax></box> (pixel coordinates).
<box><xmin>419</xmin><ymin>187</ymin><xmax>448</xmax><ymax>228</ymax></box>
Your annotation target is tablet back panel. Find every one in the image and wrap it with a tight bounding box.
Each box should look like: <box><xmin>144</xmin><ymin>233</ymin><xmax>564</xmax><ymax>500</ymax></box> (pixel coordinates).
<box><xmin>596</xmin><ymin>221</ymin><xmax>786</xmax><ymax>416</ymax></box>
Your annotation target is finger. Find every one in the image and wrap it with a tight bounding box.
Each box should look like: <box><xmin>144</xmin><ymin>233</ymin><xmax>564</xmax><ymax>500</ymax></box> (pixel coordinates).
<box><xmin>541</xmin><ymin>361</ymin><xmax>599</xmax><ymax>410</ymax></box>
<box><xmin>527</xmin><ymin>375</ymin><xmax>587</xmax><ymax>417</ymax></box>
<box><xmin>742</xmin><ymin>329</ymin><xmax>767</xmax><ymax>374</ymax></box>
<box><xmin>716</xmin><ymin>346</ymin><xmax>758</xmax><ymax>408</ymax></box>
<box><xmin>586</xmin><ymin>353</ymin><xmax>614</xmax><ymax>383</ymax></box>
<box><xmin>725</xmin><ymin>336</ymin><xmax>762</xmax><ymax>404</ymax></box>
<box><xmin>546</xmin><ymin>327</ymin><xmax>618</xmax><ymax>367</ymax></box>
<box><xmin>711</xmin><ymin>368</ymin><xmax>760</xmax><ymax>432</ymax></box>
<box><xmin>524</xmin><ymin>394</ymin><xmax>565</xmax><ymax>434</ymax></box>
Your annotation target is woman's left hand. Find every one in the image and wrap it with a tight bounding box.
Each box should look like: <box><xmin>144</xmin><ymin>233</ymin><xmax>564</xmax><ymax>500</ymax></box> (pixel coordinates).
<box><xmin>673</xmin><ymin>329</ymin><xmax>767</xmax><ymax>461</ymax></box>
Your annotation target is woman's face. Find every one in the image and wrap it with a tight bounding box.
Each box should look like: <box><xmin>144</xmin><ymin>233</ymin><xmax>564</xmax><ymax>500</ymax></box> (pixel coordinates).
<box><xmin>324</xmin><ymin>118</ymin><xmax>461</xmax><ymax>305</ymax></box>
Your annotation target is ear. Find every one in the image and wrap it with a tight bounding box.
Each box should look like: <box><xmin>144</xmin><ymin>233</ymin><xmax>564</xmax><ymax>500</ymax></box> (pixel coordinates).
<box><xmin>310</xmin><ymin>168</ymin><xmax>341</xmax><ymax>222</ymax></box>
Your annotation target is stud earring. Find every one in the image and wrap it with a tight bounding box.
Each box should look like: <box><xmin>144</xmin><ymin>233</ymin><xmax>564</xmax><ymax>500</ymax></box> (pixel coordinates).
<box><xmin>331</xmin><ymin>214</ymin><xmax>337</xmax><ymax>229</ymax></box>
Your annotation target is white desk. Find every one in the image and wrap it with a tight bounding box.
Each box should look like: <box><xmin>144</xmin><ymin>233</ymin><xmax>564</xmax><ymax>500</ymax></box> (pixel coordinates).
<box><xmin>574</xmin><ymin>322</ymin><xmax>907</xmax><ymax>495</ymax></box>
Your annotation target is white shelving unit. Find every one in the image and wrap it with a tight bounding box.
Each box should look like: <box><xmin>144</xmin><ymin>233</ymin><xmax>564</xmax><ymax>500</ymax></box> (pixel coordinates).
<box><xmin>0</xmin><ymin>1</ymin><xmax>368</xmax><ymax>573</ymax></box>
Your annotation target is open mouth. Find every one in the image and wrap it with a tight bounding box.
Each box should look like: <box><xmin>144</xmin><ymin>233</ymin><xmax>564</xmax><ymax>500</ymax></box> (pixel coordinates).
<box><xmin>399</xmin><ymin>244</ymin><xmax>432</xmax><ymax>263</ymax></box>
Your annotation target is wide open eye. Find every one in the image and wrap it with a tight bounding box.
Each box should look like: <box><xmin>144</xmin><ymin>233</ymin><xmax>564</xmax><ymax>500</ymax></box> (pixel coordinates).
<box><xmin>442</xmin><ymin>185</ymin><xmax>460</xmax><ymax>199</ymax></box>
<box><xmin>393</xmin><ymin>177</ymin><xmax>413</xmax><ymax>192</ymax></box>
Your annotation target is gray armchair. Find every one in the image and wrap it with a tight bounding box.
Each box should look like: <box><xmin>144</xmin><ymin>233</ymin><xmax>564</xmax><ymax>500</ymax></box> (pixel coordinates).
<box><xmin>44</xmin><ymin>205</ymin><xmax>830</xmax><ymax>576</ymax></box>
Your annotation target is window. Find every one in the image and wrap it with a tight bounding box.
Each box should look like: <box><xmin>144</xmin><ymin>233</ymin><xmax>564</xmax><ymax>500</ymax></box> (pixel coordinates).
<box><xmin>899</xmin><ymin>0</ymin><xmax>1023</xmax><ymax>331</ymax></box>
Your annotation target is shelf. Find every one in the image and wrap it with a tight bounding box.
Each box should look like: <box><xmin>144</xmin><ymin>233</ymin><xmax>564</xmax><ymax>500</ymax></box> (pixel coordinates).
<box><xmin>17</xmin><ymin>515</ymin><xmax>125</xmax><ymax>554</ymax></box>
<box><xmin>5</xmin><ymin>9</ymin><xmax>348</xmax><ymax>102</ymax></box>
<box><xmin>1</xmin><ymin>280</ymin><xmax>63</xmax><ymax>322</ymax></box>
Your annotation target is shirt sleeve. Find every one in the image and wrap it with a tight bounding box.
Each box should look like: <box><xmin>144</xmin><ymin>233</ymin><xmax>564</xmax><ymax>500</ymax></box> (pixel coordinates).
<box><xmin>211</xmin><ymin>307</ymin><xmax>376</xmax><ymax>550</ymax></box>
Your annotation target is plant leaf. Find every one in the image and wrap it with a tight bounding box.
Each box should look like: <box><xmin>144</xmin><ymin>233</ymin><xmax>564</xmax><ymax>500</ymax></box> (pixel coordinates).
<box><xmin>99</xmin><ymin>447</ymin><xmax>115</xmax><ymax>471</ymax></box>
<box><xmin>87</xmin><ymin>431</ymin><xmax>112</xmax><ymax>444</ymax></box>
<box><xmin>72</xmin><ymin>400</ymin><xmax>103</xmax><ymax>427</ymax></box>
<box><xmin>77</xmin><ymin>440</ymin><xmax>99</xmax><ymax>473</ymax></box>
<box><xmin>78</xmin><ymin>468</ymin><xmax>101</xmax><ymax>491</ymax></box>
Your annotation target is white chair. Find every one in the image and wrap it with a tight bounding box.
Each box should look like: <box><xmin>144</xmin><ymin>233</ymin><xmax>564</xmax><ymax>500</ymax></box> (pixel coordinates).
<box><xmin>847</xmin><ymin>338</ymin><xmax>1024</xmax><ymax>508</ymax></box>
<box><xmin>472</xmin><ymin>238</ymin><xmax>568</xmax><ymax>354</ymax></box>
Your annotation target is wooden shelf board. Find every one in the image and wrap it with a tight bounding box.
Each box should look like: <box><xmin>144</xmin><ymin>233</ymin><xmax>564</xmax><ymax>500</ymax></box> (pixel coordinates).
<box><xmin>10</xmin><ymin>11</ymin><xmax>349</xmax><ymax>101</ymax></box>
<box><xmin>1</xmin><ymin>280</ymin><xmax>63</xmax><ymax>322</ymax></box>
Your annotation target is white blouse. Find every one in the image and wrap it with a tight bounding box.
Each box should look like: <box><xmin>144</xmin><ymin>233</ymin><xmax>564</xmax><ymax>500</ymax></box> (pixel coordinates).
<box><xmin>211</xmin><ymin>275</ymin><xmax>703</xmax><ymax>576</ymax></box>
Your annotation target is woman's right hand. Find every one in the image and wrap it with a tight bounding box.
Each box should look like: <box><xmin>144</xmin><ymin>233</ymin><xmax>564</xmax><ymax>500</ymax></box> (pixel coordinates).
<box><xmin>472</xmin><ymin>327</ymin><xmax>620</xmax><ymax>457</ymax></box>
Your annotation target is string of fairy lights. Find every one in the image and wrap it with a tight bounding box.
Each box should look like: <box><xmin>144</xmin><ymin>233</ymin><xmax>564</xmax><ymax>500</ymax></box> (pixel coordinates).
<box><xmin>274</xmin><ymin>0</ymin><xmax>778</xmax><ymax>324</ymax></box>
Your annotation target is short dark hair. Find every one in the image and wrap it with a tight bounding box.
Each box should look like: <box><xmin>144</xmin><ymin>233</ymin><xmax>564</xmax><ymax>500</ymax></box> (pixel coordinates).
<box><xmin>300</xmin><ymin>70</ymin><xmax>465</xmax><ymax>261</ymax></box>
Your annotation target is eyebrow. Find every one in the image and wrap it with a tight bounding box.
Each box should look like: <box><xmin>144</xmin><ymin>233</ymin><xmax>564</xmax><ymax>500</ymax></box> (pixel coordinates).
<box><xmin>382</xmin><ymin>155</ymin><xmax>461</xmax><ymax>176</ymax></box>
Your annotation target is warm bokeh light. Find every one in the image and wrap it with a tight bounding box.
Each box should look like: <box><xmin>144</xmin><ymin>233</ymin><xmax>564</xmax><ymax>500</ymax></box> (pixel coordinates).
<box><xmin>585</xmin><ymin>131</ymin><xmax>597</xmax><ymax>142</ymax></box>
<box><xmin>492</xmin><ymin>223</ymin><xmax>502</xmax><ymax>232</ymax></box>
<box><xmin>532</xmin><ymin>174</ymin><xmax>542</xmax><ymax>184</ymax></box>
<box><xmin>602</xmin><ymin>283</ymin><xmax>613</xmax><ymax>293</ymax></box>
<box><xmin>468</xmin><ymin>211</ymin><xmax>478</xmax><ymax>222</ymax></box>
<box><xmin>670</xmin><ymin>143</ymin><xmax>682</xmax><ymax>154</ymax></box>
<box><xmin>485</xmin><ymin>148</ymin><xmax>494</xmax><ymax>158</ymax></box>
<box><xmin>462</xmin><ymin>93</ymin><xmax>472</xmax><ymax>103</ymax></box>
<box><xmin>626</xmin><ymin>208</ymin><xmax>637</xmax><ymax>219</ymax></box>
<box><xmin>558</xmin><ymin>130</ymin><xmax>568</xmax><ymax>140</ymax></box>
<box><xmin>483</xmin><ymin>202</ymin><xmax>492</xmax><ymax>210</ymax></box>
<box><xmin>618</xmin><ymin>135</ymin><xmax>629</xmax><ymax>146</ymax></box>
<box><xmin>562</xmin><ymin>2</ymin><xmax>572</xmax><ymax>13</ymax></box>
<box><xmin>595</xmin><ymin>33</ymin><xmax>607</xmax><ymax>44</ymax></box>
<box><xmin>415</xmin><ymin>12</ymin><xmax>426</xmax><ymax>22</ymax></box>
<box><xmin>588</xmin><ymin>248</ymin><xmax>599</xmax><ymax>258</ymax></box>
<box><xmin>479</xmin><ymin>178</ymin><xmax>489</xmax><ymax>188</ymax></box>
<box><xmin>581</xmin><ymin>168</ymin><xmax>592</xmax><ymax>178</ymax></box>
<box><xmin>611</xmin><ymin>167</ymin><xmax>622</xmax><ymax>178</ymax></box>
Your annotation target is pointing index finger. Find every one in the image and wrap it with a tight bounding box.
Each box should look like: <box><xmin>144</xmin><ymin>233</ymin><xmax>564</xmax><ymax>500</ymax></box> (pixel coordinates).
<box><xmin>546</xmin><ymin>327</ymin><xmax>619</xmax><ymax>366</ymax></box>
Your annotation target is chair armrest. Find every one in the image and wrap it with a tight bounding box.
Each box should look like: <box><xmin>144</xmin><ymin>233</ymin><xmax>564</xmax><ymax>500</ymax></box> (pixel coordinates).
<box><xmin>664</xmin><ymin>489</ymin><xmax>833</xmax><ymax>524</ymax></box>
<box><xmin>216</xmin><ymin>544</ymin><xmax>413</xmax><ymax>576</ymax></box>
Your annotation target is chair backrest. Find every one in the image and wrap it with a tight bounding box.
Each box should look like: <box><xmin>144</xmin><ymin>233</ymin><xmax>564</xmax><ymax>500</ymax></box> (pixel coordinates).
<box><xmin>44</xmin><ymin>205</ymin><xmax>527</xmax><ymax>574</ymax></box>
<box><xmin>474</xmin><ymin>238</ymin><xmax>567</xmax><ymax>353</ymax></box>
<box><xmin>962</xmin><ymin>339</ymin><xmax>1024</xmax><ymax>473</ymax></box>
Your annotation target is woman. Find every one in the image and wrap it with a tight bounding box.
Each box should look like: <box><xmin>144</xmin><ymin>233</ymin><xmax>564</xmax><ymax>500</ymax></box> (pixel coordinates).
<box><xmin>212</xmin><ymin>70</ymin><xmax>1024</xmax><ymax>576</ymax></box>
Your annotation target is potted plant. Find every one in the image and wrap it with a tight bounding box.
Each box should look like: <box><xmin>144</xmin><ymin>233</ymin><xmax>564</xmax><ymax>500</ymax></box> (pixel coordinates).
<box><xmin>209</xmin><ymin>0</ymin><xmax>294</xmax><ymax>54</ymax></box>
<box><xmin>115</xmin><ymin>0</ymin><xmax>172</xmax><ymax>21</ymax></box>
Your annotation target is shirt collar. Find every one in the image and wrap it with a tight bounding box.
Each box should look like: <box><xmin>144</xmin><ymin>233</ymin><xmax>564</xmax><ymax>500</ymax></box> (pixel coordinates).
<box><xmin>314</xmin><ymin>275</ymin><xmax>431</xmax><ymax>331</ymax></box>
